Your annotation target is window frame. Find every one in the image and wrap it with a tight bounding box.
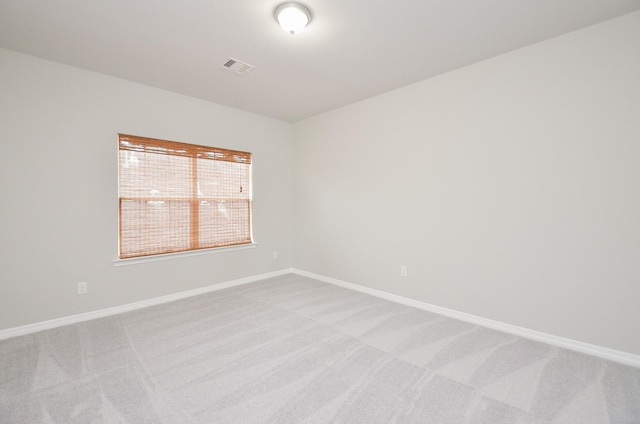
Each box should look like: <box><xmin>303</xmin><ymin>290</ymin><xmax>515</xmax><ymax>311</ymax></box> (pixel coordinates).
<box><xmin>116</xmin><ymin>134</ymin><xmax>253</xmax><ymax>261</ymax></box>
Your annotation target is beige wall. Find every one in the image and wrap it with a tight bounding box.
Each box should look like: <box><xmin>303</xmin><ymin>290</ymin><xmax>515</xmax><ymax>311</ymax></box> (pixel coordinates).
<box><xmin>0</xmin><ymin>48</ymin><xmax>294</xmax><ymax>329</ymax></box>
<box><xmin>292</xmin><ymin>13</ymin><xmax>640</xmax><ymax>355</ymax></box>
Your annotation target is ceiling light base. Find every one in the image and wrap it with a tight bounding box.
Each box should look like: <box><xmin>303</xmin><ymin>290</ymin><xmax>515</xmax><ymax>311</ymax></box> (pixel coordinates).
<box><xmin>274</xmin><ymin>3</ymin><xmax>312</xmax><ymax>35</ymax></box>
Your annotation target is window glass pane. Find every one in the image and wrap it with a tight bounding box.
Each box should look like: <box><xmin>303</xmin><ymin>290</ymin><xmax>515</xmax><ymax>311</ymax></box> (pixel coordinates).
<box><xmin>196</xmin><ymin>159</ymin><xmax>250</xmax><ymax>199</ymax></box>
<box><xmin>120</xmin><ymin>199</ymin><xmax>190</xmax><ymax>257</ymax></box>
<box><xmin>119</xmin><ymin>151</ymin><xmax>191</xmax><ymax>199</ymax></box>
<box><xmin>199</xmin><ymin>200</ymin><xmax>251</xmax><ymax>247</ymax></box>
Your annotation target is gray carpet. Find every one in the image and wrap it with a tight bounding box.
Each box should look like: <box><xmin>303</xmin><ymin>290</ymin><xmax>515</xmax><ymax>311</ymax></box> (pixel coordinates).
<box><xmin>1</xmin><ymin>274</ymin><xmax>639</xmax><ymax>423</ymax></box>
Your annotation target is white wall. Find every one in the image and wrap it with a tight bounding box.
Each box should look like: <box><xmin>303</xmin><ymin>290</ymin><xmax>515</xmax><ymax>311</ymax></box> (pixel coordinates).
<box><xmin>0</xmin><ymin>48</ymin><xmax>293</xmax><ymax>330</ymax></box>
<box><xmin>2</xmin><ymin>11</ymin><xmax>639</xmax><ymax>357</ymax></box>
<box><xmin>292</xmin><ymin>12</ymin><xmax>640</xmax><ymax>355</ymax></box>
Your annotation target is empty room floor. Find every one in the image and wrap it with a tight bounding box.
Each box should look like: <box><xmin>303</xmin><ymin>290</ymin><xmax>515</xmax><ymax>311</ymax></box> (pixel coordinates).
<box><xmin>1</xmin><ymin>273</ymin><xmax>639</xmax><ymax>423</ymax></box>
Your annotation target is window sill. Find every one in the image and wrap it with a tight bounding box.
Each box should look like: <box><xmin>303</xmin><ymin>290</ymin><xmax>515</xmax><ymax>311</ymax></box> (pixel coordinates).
<box><xmin>112</xmin><ymin>243</ymin><xmax>257</xmax><ymax>267</ymax></box>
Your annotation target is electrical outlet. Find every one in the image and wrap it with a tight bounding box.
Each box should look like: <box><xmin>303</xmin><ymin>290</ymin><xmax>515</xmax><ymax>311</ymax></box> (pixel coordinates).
<box><xmin>77</xmin><ymin>282</ymin><xmax>88</xmax><ymax>295</ymax></box>
<box><xmin>400</xmin><ymin>266</ymin><xmax>407</xmax><ymax>277</ymax></box>
<box><xmin>273</xmin><ymin>251</ymin><xmax>278</xmax><ymax>260</ymax></box>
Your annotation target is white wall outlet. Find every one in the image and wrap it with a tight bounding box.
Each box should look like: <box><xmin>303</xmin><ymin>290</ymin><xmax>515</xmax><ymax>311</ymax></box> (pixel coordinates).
<box><xmin>77</xmin><ymin>282</ymin><xmax>88</xmax><ymax>295</ymax></box>
<box><xmin>273</xmin><ymin>251</ymin><xmax>278</xmax><ymax>260</ymax></box>
<box><xmin>400</xmin><ymin>266</ymin><xmax>407</xmax><ymax>277</ymax></box>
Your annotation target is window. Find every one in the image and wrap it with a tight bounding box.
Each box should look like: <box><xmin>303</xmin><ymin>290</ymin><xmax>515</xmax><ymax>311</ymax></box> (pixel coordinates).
<box><xmin>118</xmin><ymin>134</ymin><xmax>252</xmax><ymax>259</ymax></box>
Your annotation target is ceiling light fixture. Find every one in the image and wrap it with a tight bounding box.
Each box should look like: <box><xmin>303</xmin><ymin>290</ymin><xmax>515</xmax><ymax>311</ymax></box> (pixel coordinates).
<box><xmin>274</xmin><ymin>3</ymin><xmax>312</xmax><ymax>35</ymax></box>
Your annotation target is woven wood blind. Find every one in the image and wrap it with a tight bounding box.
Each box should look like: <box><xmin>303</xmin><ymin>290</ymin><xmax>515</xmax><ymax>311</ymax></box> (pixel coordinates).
<box><xmin>118</xmin><ymin>134</ymin><xmax>252</xmax><ymax>259</ymax></box>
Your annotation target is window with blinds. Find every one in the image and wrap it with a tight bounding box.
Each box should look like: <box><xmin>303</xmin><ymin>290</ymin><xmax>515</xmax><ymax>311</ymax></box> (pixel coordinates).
<box><xmin>118</xmin><ymin>134</ymin><xmax>252</xmax><ymax>259</ymax></box>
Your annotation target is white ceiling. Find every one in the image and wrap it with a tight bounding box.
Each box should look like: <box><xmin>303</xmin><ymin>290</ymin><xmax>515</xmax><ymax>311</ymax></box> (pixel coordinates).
<box><xmin>1</xmin><ymin>0</ymin><xmax>639</xmax><ymax>122</ymax></box>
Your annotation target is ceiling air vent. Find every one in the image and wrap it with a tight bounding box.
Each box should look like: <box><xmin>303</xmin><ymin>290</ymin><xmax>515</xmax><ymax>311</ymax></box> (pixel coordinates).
<box><xmin>222</xmin><ymin>58</ymin><xmax>255</xmax><ymax>75</ymax></box>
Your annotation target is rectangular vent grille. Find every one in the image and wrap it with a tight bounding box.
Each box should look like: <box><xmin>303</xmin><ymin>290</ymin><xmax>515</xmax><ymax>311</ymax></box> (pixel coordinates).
<box><xmin>222</xmin><ymin>58</ymin><xmax>255</xmax><ymax>75</ymax></box>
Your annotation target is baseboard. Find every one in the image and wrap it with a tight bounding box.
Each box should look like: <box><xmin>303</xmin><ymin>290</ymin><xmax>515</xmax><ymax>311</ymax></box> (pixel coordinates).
<box><xmin>0</xmin><ymin>268</ymin><xmax>294</xmax><ymax>341</ymax></box>
<box><xmin>4</xmin><ymin>268</ymin><xmax>639</xmax><ymax>368</ymax></box>
<box><xmin>292</xmin><ymin>269</ymin><xmax>640</xmax><ymax>368</ymax></box>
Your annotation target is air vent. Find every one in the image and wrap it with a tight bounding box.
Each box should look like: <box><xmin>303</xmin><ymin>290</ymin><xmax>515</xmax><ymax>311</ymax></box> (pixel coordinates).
<box><xmin>222</xmin><ymin>58</ymin><xmax>255</xmax><ymax>75</ymax></box>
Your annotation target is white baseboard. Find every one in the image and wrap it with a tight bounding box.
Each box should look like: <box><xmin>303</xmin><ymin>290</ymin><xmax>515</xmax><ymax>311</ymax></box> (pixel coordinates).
<box><xmin>0</xmin><ymin>268</ymin><xmax>293</xmax><ymax>341</ymax></box>
<box><xmin>292</xmin><ymin>269</ymin><xmax>640</xmax><ymax>368</ymax></box>
<box><xmin>3</xmin><ymin>267</ymin><xmax>639</xmax><ymax>368</ymax></box>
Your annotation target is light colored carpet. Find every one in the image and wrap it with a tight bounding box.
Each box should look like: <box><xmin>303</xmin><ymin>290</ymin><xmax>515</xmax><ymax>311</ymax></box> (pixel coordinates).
<box><xmin>1</xmin><ymin>273</ymin><xmax>639</xmax><ymax>423</ymax></box>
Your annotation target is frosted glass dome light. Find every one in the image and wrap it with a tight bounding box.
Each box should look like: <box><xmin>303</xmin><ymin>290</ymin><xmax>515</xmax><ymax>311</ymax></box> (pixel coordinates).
<box><xmin>274</xmin><ymin>3</ymin><xmax>312</xmax><ymax>35</ymax></box>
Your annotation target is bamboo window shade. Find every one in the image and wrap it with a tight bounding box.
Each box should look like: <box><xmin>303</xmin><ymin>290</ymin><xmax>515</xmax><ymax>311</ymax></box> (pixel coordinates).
<box><xmin>118</xmin><ymin>134</ymin><xmax>252</xmax><ymax>259</ymax></box>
